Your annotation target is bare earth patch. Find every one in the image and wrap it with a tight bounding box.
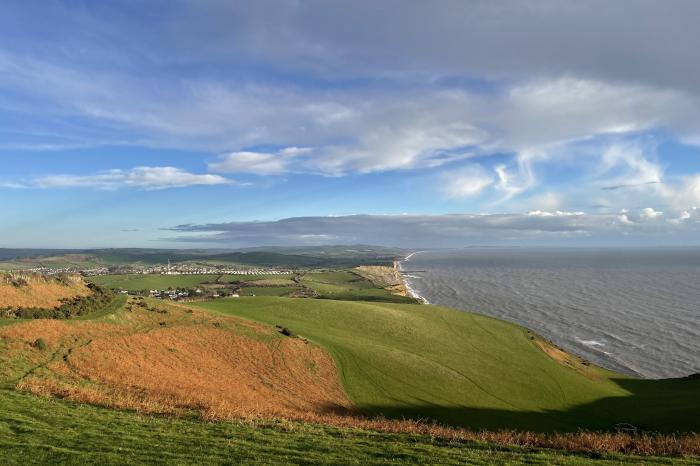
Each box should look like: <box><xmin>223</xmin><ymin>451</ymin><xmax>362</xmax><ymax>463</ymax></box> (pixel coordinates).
<box><xmin>530</xmin><ymin>331</ymin><xmax>602</xmax><ymax>380</ymax></box>
<box><xmin>354</xmin><ymin>265</ymin><xmax>408</xmax><ymax>296</ymax></box>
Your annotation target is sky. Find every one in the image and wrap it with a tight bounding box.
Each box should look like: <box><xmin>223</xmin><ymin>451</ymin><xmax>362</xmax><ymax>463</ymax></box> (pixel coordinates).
<box><xmin>1</xmin><ymin>0</ymin><xmax>700</xmax><ymax>248</ymax></box>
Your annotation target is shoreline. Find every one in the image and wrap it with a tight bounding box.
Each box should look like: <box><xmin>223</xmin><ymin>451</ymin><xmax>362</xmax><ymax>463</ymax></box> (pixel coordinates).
<box><xmin>393</xmin><ymin>251</ymin><xmax>647</xmax><ymax>379</ymax></box>
<box><xmin>396</xmin><ymin>251</ymin><xmax>429</xmax><ymax>304</ymax></box>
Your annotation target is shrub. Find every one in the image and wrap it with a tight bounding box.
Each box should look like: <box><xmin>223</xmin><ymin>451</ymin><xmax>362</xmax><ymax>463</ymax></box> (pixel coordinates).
<box><xmin>8</xmin><ymin>283</ymin><xmax>116</xmax><ymax>320</ymax></box>
<box><xmin>32</xmin><ymin>339</ymin><xmax>47</xmax><ymax>351</ymax></box>
<box><xmin>279</xmin><ymin>327</ymin><xmax>296</xmax><ymax>338</ymax></box>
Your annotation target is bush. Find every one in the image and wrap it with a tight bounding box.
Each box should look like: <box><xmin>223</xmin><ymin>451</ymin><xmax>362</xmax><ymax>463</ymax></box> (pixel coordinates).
<box><xmin>32</xmin><ymin>339</ymin><xmax>47</xmax><ymax>351</ymax></box>
<box><xmin>7</xmin><ymin>284</ymin><xmax>116</xmax><ymax>320</ymax></box>
<box><xmin>279</xmin><ymin>326</ymin><xmax>296</xmax><ymax>338</ymax></box>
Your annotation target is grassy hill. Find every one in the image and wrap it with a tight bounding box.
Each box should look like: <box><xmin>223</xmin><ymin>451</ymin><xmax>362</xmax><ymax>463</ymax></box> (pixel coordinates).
<box><xmin>0</xmin><ymin>297</ymin><xmax>696</xmax><ymax>464</ymax></box>
<box><xmin>194</xmin><ymin>297</ymin><xmax>700</xmax><ymax>433</ymax></box>
<box><xmin>0</xmin><ymin>273</ymin><xmax>89</xmax><ymax>309</ymax></box>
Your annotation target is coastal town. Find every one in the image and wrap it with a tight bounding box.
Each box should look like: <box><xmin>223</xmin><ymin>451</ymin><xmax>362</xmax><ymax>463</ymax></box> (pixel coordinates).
<box><xmin>12</xmin><ymin>262</ymin><xmax>295</xmax><ymax>278</ymax></box>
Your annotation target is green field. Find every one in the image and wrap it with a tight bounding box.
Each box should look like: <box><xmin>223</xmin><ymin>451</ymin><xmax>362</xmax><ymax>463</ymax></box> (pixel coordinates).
<box><xmin>194</xmin><ymin>297</ymin><xmax>700</xmax><ymax>433</ymax></box>
<box><xmin>87</xmin><ymin>274</ymin><xmax>283</xmax><ymax>291</ymax></box>
<box><xmin>300</xmin><ymin>271</ymin><xmax>417</xmax><ymax>303</ymax></box>
<box><xmin>239</xmin><ymin>286</ymin><xmax>297</xmax><ymax>297</ymax></box>
<box><xmin>88</xmin><ymin>270</ymin><xmax>418</xmax><ymax>303</ymax></box>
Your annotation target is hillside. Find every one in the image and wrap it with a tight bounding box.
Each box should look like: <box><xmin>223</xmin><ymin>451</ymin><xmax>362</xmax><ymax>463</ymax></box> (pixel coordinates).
<box><xmin>0</xmin><ymin>273</ymin><xmax>89</xmax><ymax>310</ymax></box>
<box><xmin>0</xmin><ymin>299</ymin><xmax>349</xmax><ymax>420</ymax></box>
<box><xmin>194</xmin><ymin>297</ymin><xmax>700</xmax><ymax>433</ymax></box>
<box><xmin>0</xmin><ymin>294</ymin><xmax>697</xmax><ymax>463</ymax></box>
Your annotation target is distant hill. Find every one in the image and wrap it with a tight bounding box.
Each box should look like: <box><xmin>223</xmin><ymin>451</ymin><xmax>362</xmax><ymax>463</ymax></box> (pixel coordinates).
<box><xmin>0</xmin><ymin>273</ymin><xmax>89</xmax><ymax>309</ymax></box>
<box><xmin>0</xmin><ymin>246</ymin><xmax>407</xmax><ymax>270</ymax></box>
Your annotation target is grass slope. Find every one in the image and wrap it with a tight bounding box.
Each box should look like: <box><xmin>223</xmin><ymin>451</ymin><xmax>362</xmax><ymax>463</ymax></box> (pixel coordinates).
<box><xmin>0</xmin><ymin>273</ymin><xmax>89</xmax><ymax>309</ymax></box>
<box><xmin>4</xmin><ymin>389</ymin><xmax>693</xmax><ymax>465</ymax></box>
<box><xmin>0</xmin><ymin>293</ymin><xmax>696</xmax><ymax>464</ymax></box>
<box><xmin>194</xmin><ymin>297</ymin><xmax>700</xmax><ymax>433</ymax></box>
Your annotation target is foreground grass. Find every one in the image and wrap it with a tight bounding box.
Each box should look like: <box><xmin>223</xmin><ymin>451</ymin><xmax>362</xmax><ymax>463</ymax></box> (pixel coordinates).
<box><xmin>0</xmin><ymin>388</ymin><xmax>695</xmax><ymax>465</ymax></box>
<box><xmin>194</xmin><ymin>297</ymin><xmax>700</xmax><ymax>433</ymax></box>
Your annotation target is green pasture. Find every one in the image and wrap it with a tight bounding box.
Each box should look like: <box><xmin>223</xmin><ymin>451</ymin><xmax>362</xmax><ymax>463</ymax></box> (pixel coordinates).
<box><xmin>86</xmin><ymin>274</ymin><xmax>284</xmax><ymax>291</ymax></box>
<box><xmin>195</xmin><ymin>297</ymin><xmax>700</xmax><ymax>433</ymax></box>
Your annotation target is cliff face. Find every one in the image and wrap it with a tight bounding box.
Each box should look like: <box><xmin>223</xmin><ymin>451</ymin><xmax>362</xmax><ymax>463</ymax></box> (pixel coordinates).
<box><xmin>0</xmin><ymin>273</ymin><xmax>89</xmax><ymax>309</ymax></box>
<box><xmin>354</xmin><ymin>265</ymin><xmax>408</xmax><ymax>296</ymax></box>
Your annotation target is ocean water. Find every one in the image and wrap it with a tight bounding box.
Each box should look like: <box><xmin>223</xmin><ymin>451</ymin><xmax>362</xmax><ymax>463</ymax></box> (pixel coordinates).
<box><xmin>400</xmin><ymin>248</ymin><xmax>700</xmax><ymax>379</ymax></box>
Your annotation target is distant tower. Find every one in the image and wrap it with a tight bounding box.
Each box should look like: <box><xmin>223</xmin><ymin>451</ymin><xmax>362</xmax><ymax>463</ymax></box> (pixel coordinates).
<box><xmin>167</xmin><ymin>259</ymin><xmax>171</xmax><ymax>275</ymax></box>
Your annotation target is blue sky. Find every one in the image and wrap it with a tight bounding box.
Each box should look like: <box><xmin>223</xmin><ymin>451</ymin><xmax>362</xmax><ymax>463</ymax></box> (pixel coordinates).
<box><xmin>2</xmin><ymin>0</ymin><xmax>700</xmax><ymax>248</ymax></box>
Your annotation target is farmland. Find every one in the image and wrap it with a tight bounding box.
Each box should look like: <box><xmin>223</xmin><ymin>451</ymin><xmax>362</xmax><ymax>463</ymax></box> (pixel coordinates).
<box><xmin>87</xmin><ymin>269</ymin><xmax>419</xmax><ymax>303</ymax></box>
<box><xmin>86</xmin><ymin>273</ymin><xmax>284</xmax><ymax>291</ymax></box>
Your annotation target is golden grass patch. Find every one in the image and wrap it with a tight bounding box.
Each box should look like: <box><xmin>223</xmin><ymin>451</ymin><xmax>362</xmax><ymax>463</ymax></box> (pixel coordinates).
<box><xmin>4</xmin><ymin>299</ymin><xmax>350</xmax><ymax>420</ymax></box>
<box><xmin>0</xmin><ymin>273</ymin><xmax>89</xmax><ymax>309</ymax></box>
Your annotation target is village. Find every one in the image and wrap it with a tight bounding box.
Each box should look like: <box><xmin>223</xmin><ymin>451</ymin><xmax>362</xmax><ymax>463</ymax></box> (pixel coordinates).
<box><xmin>15</xmin><ymin>262</ymin><xmax>295</xmax><ymax>277</ymax></box>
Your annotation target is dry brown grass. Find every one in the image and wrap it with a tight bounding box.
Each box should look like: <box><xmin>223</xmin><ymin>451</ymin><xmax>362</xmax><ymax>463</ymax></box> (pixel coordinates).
<box><xmin>254</xmin><ymin>412</ymin><xmax>699</xmax><ymax>458</ymax></box>
<box><xmin>355</xmin><ymin>266</ymin><xmax>408</xmax><ymax>296</ymax></box>
<box><xmin>4</xmin><ymin>299</ymin><xmax>350</xmax><ymax>421</ymax></box>
<box><xmin>0</xmin><ymin>272</ymin><xmax>89</xmax><ymax>309</ymax></box>
<box><xmin>2</xmin><ymin>299</ymin><xmax>697</xmax><ymax>459</ymax></box>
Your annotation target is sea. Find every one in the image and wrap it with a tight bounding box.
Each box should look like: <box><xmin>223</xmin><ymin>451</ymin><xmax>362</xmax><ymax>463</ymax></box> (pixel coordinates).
<box><xmin>399</xmin><ymin>248</ymin><xmax>700</xmax><ymax>379</ymax></box>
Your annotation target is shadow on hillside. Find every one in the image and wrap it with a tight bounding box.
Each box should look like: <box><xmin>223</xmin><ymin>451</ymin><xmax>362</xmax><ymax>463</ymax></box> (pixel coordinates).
<box><xmin>327</xmin><ymin>376</ymin><xmax>700</xmax><ymax>433</ymax></box>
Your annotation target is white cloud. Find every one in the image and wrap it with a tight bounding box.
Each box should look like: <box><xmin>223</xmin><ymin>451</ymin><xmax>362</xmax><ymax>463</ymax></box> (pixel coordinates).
<box><xmin>35</xmin><ymin>167</ymin><xmax>231</xmax><ymax>190</ymax></box>
<box><xmin>665</xmin><ymin>174</ymin><xmax>700</xmax><ymax>209</ymax></box>
<box><xmin>443</xmin><ymin>165</ymin><xmax>495</xmax><ymax>198</ymax></box>
<box><xmin>210</xmin><ymin>146</ymin><xmax>315</xmax><ymax>176</ymax></box>
<box><xmin>599</xmin><ymin>141</ymin><xmax>663</xmax><ymax>189</ymax></box>
<box><xmin>164</xmin><ymin>209</ymin><xmax>700</xmax><ymax>247</ymax></box>
<box><xmin>2</xmin><ymin>45</ymin><xmax>698</xmax><ymax>190</ymax></box>
<box><xmin>527</xmin><ymin>210</ymin><xmax>584</xmax><ymax>217</ymax></box>
<box><xmin>526</xmin><ymin>192</ymin><xmax>563</xmax><ymax>212</ymax></box>
<box><xmin>210</xmin><ymin>151</ymin><xmax>292</xmax><ymax>176</ymax></box>
<box><xmin>669</xmin><ymin>207</ymin><xmax>700</xmax><ymax>225</ymax></box>
<box><xmin>640</xmin><ymin>207</ymin><xmax>663</xmax><ymax>220</ymax></box>
<box><xmin>1</xmin><ymin>3</ymin><xmax>700</xmax><ymax>210</ymax></box>
<box><xmin>0</xmin><ymin>182</ymin><xmax>28</xmax><ymax>189</ymax></box>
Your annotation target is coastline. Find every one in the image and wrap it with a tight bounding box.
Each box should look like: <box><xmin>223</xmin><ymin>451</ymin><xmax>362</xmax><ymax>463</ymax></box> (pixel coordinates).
<box><xmin>394</xmin><ymin>251</ymin><xmax>640</xmax><ymax>379</ymax></box>
<box><xmin>396</xmin><ymin>251</ymin><xmax>430</xmax><ymax>304</ymax></box>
